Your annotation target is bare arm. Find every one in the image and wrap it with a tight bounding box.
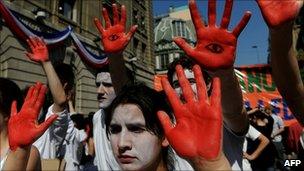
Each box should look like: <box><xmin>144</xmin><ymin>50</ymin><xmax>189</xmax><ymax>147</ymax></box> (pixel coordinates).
<box><xmin>158</xmin><ymin>65</ymin><xmax>231</xmax><ymax>170</ymax></box>
<box><xmin>4</xmin><ymin>83</ymin><xmax>57</xmax><ymax>170</ymax></box>
<box><xmin>42</xmin><ymin>61</ymin><xmax>67</xmax><ymax>113</ymax></box>
<box><xmin>256</xmin><ymin>0</ymin><xmax>304</xmax><ymax>126</ymax></box>
<box><xmin>26</xmin><ymin>146</ymin><xmax>42</xmax><ymax>171</ymax></box>
<box><xmin>270</xmin><ymin>24</ymin><xmax>304</xmax><ymax>126</ymax></box>
<box><xmin>191</xmin><ymin>152</ymin><xmax>231</xmax><ymax>171</ymax></box>
<box><xmin>26</xmin><ymin>37</ymin><xmax>66</xmax><ymax>113</ymax></box>
<box><xmin>94</xmin><ymin>4</ymin><xmax>137</xmax><ymax>93</ymax></box>
<box><xmin>4</xmin><ymin>147</ymin><xmax>30</xmax><ymax>171</ymax></box>
<box><xmin>173</xmin><ymin>0</ymin><xmax>251</xmax><ymax>135</ymax></box>
<box><xmin>244</xmin><ymin>133</ymin><xmax>269</xmax><ymax>160</ymax></box>
<box><xmin>108</xmin><ymin>53</ymin><xmax>130</xmax><ymax>93</ymax></box>
<box><xmin>213</xmin><ymin>68</ymin><xmax>249</xmax><ymax>135</ymax></box>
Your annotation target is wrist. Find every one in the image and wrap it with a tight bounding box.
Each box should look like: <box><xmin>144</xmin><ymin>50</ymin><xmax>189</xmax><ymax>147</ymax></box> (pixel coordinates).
<box><xmin>270</xmin><ymin>21</ymin><xmax>293</xmax><ymax>35</ymax></box>
<box><xmin>41</xmin><ymin>60</ymin><xmax>51</xmax><ymax>67</ymax></box>
<box><xmin>190</xmin><ymin>152</ymin><xmax>231</xmax><ymax>171</ymax></box>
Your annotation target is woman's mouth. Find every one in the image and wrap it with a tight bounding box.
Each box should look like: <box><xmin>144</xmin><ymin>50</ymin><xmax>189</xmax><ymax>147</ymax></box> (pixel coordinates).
<box><xmin>118</xmin><ymin>155</ymin><xmax>136</xmax><ymax>164</ymax></box>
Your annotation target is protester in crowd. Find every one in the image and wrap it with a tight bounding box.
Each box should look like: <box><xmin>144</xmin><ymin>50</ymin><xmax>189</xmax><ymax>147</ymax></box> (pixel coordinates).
<box><xmin>0</xmin><ymin>78</ymin><xmax>42</xmax><ymax>170</ymax></box>
<box><xmin>247</xmin><ymin>108</ymin><xmax>276</xmax><ymax>170</ymax></box>
<box><xmin>256</xmin><ymin>0</ymin><xmax>304</xmax><ymax>126</ymax></box>
<box><xmin>1</xmin><ymin>81</ymin><xmax>58</xmax><ymax>170</ymax></box>
<box><xmin>286</xmin><ymin>121</ymin><xmax>303</xmax><ymax>158</ymax></box>
<box><xmin>242</xmin><ymin>124</ymin><xmax>269</xmax><ymax>170</ymax></box>
<box><xmin>57</xmin><ymin>88</ymin><xmax>87</xmax><ymax>171</ymax></box>
<box><xmin>62</xmin><ymin>109</ymin><xmax>87</xmax><ymax>171</ymax></box>
<box><xmin>92</xmin><ymin>3</ymin><xmax>190</xmax><ymax>170</ymax></box>
<box><xmin>265</xmin><ymin>105</ymin><xmax>286</xmax><ymax>170</ymax></box>
<box><xmin>104</xmin><ymin>83</ymin><xmax>176</xmax><ymax>170</ymax></box>
<box><xmin>81</xmin><ymin>114</ymin><xmax>96</xmax><ymax>170</ymax></box>
<box><xmin>93</xmin><ymin>0</ymin><xmax>251</xmax><ymax>169</ymax></box>
<box><xmin>104</xmin><ymin>69</ymin><xmax>230</xmax><ymax>170</ymax></box>
<box><xmin>166</xmin><ymin>0</ymin><xmax>251</xmax><ymax>169</ymax></box>
<box><xmin>91</xmin><ymin>2</ymin><xmax>138</xmax><ymax>170</ymax></box>
<box><xmin>23</xmin><ymin>37</ymin><xmax>74</xmax><ymax>160</ymax></box>
<box><xmin>159</xmin><ymin>64</ymin><xmax>232</xmax><ymax>170</ymax></box>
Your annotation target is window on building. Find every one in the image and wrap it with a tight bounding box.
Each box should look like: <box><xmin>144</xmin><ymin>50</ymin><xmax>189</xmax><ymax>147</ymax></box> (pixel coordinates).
<box><xmin>181</xmin><ymin>22</ymin><xmax>185</xmax><ymax>37</ymax></box>
<box><xmin>142</xmin><ymin>43</ymin><xmax>146</xmax><ymax>59</ymax></box>
<box><xmin>58</xmin><ymin>0</ymin><xmax>76</xmax><ymax>20</ymax></box>
<box><xmin>160</xmin><ymin>54</ymin><xmax>169</xmax><ymax>69</ymax></box>
<box><xmin>141</xmin><ymin>14</ymin><xmax>146</xmax><ymax>33</ymax></box>
<box><xmin>133</xmin><ymin>38</ymin><xmax>139</xmax><ymax>59</ymax></box>
<box><xmin>133</xmin><ymin>9</ymin><xmax>139</xmax><ymax>25</ymax></box>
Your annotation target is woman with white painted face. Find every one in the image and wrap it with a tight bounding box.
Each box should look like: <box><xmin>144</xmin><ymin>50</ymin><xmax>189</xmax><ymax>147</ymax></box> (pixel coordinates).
<box><xmin>105</xmin><ymin>83</ymin><xmax>176</xmax><ymax>171</ymax></box>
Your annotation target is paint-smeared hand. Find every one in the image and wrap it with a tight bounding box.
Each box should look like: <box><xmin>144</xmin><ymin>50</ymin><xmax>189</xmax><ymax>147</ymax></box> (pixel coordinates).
<box><xmin>256</xmin><ymin>0</ymin><xmax>303</xmax><ymax>28</ymax></box>
<box><xmin>174</xmin><ymin>0</ymin><xmax>251</xmax><ymax>69</ymax></box>
<box><xmin>94</xmin><ymin>4</ymin><xmax>137</xmax><ymax>53</ymax></box>
<box><xmin>158</xmin><ymin>64</ymin><xmax>223</xmax><ymax>160</ymax></box>
<box><xmin>8</xmin><ymin>82</ymin><xmax>58</xmax><ymax>151</ymax></box>
<box><xmin>26</xmin><ymin>37</ymin><xmax>49</xmax><ymax>62</ymax></box>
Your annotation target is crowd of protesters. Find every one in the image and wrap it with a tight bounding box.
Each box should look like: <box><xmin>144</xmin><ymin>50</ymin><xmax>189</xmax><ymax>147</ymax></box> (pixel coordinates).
<box><xmin>0</xmin><ymin>0</ymin><xmax>304</xmax><ymax>171</ymax></box>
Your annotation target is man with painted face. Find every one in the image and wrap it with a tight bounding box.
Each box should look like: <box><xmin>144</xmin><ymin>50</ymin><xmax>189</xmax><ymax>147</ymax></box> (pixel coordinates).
<box><xmin>92</xmin><ymin>3</ymin><xmax>137</xmax><ymax>170</ymax></box>
<box><xmin>166</xmin><ymin>0</ymin><xmax>251</xmax><ymax>170</ymax></box>
<box><xmin>92</xmin><ymin>3</ymin><xmax>196</xmax><ymax>170</ymax></box>
<box><xmin>92</xmin><ymin>67</ymin><xmax>120</xmax><ymax>170</ymax></box>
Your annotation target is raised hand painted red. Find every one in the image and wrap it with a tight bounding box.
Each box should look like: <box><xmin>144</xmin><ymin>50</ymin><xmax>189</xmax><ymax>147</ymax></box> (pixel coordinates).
<box><xmin>8</xmin><ymin>82</ymin><xmax>58</xmax><ymax>151</ymax></box>
<box><xmin>256</xmin><ymin>0</ymin><xmax>303</xmax><ymax>28</ymax></box>
<box><xmin>94</xmin><ymin>4</ymin><xmax>137</xmax><ymax>53</ymax></box>
<box><xmin>158</xmin><ymin>64</ymin><xmax>223</xmax><ymax>160</ymax></box>
<box><xmin>174</xmin><ymin>0</ymin><xmax>251</xmax><ymax>69</ymax></box>
<box><xmin>26</xmin><ymin>37</ymin><xmax>49</xmax><ymax>62</ymax></box>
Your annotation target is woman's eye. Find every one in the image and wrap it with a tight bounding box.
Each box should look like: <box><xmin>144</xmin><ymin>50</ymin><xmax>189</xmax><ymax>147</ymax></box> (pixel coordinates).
<box><xmin>205</xmin><ymin>43</ymin><xmax>224</xmax><ymax>54</ymax></box>
<box><xmin>110</xmin><ymin>125</ymin><xmax>121</xmax><ymax>134</ymax></box>
<box><xmin>128</xmin><ymin>126</ymin><xmax>145</xmax><ymax>133</ymax></box>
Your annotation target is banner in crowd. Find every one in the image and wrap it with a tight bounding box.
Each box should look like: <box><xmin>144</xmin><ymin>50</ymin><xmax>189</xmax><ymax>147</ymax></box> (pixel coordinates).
<box><xmin>235</xmin><ymin>64</ymin><xmax>297</xmax><ymax>126</ymax></box>
<box><xmin>154</xmin><ymin>62</ymin><xmax>304</xmax><ymax>126</ymax></box>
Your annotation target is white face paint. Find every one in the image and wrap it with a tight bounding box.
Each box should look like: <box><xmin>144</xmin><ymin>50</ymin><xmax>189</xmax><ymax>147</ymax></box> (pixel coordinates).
<box><xmin>96</xmin><ymin>72</ymin><xmax>116</xmax><ymax>109</ymax></box>
<box><xmin>109</xmin><ymin>104</ymin><xmax>163</xmax><ymax>171</ymax></box>
<box><xmin>172</xmin><ymin>68</ymin><xmax>212</xmax><ymax>100</ymax></box>
<box><xmin>172</xmin><ymin>69</ymin><xmax>198</xmax><ymax>100</ymax></box>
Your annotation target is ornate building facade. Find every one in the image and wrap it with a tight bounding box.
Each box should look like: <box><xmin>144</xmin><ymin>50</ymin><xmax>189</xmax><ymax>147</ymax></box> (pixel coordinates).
<box><xmin>154</xmin><ymin>5</ymin><xmax>196</xmax><ymax>75</ymax></box>
<box><xmin>0</xmin><ymin>0</ymin><xmax>154</xmax><ymax>114</ymax></box>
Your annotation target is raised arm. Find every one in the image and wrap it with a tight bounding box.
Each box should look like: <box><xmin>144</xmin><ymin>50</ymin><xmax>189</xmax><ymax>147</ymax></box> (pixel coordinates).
<box><xmin>256</xmin><ymin>0</ymin><xmax>304</xmax><ymax>126</ymax></box>
<box><xmin>158</xmin><ymin>64</ymin><xmax>230</xmax><ymax>170</ymax></box>
<box><xmin>94</xmin><ymin>4</ymin><xmax>137</xmax><ymax>93</ymax></box>
<box><xmin>26</xmin><ymin>37</ymin><xmax>66</xmax><ymax>113</ymax></box>
<box><xmin>4</xmin><ymin>83</ymin><xmax>57</xmax><ymax>170</ymax></box>
<box><xmin>174</xmin><ymin>0</ymin><xmax>251</xmax><ymax>134</ymax></box>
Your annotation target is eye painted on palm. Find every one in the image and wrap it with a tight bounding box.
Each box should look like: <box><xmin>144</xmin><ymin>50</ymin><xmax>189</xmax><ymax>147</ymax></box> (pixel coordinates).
<box><xmin>205</xmin><ymin>43</ymin><xmax>224</xmax><ymax>54</ymax></box>
<box><xmin>108</xmin><ymin>34</ymin><xmax>120</xmax><ymax>41</ymax></box>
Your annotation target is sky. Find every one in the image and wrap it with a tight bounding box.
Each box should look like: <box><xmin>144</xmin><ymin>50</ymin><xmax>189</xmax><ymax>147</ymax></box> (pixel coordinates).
<box><xmin>153</xmin><ymin>0</ymin><xmax>269</xmax><ymax>66</ymax></box>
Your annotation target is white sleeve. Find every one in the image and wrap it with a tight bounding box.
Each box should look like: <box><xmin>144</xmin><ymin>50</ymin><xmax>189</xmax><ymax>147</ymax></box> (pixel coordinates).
<box><xmin>246</xmin><ymin>125</ymin><xmax>261</xmax><ymax>141</ymax></box>
<box><xmin>33</xmin><ymin>104</ymin><xmax>69</xmax><ymax>159</ymax></box>
<box><xmin>76</xmin><ymin>129</ymin><xmax>87</xmax><ymax>143</ymax></box>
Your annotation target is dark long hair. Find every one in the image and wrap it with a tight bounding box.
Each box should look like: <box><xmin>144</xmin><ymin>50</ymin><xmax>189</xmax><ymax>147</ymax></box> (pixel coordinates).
<box><xmin>105</xmin><ymin>83</ymin><xmax>175</xmax><ymax>169</ymax></box>
<box><xmin>0</xmin><ymin>77</ymin><xmax>23</xmax><ymax>118</ymax></box>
